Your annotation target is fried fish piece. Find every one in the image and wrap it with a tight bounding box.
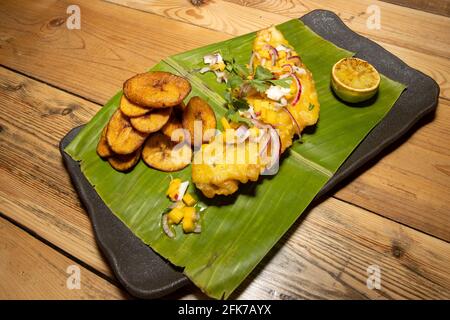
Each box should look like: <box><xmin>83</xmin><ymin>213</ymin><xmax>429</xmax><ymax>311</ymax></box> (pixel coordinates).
<box><xmin>130</xmin><ymin>108</ymin><xmax>172</xmax><ymax>133</ymax></box>
<box><xmin>106</xmin><ymin>109</ymin><xmax>148</xmax><ymax>154</ymax></box>
<box><xmin>119</xmin><ymin>94</ymin><xmax>151</xmax><ymax>117</ymax></box>
<box><xmin>108</xmin><ymin>146</ymin><xmax>142</xmax><ymax>172</ymax></box>
<box><xmin>192</xmin><ymin>134</ymin><xmax>263</xmax><ymax>198</ymax></box>
<box><xmin>248</xmin><ymin>25</ymin><xmax>320</xmax><ymax>152</ymax></box>
<box><xmin>97</xmin><ymin>126</ymin><xmax>113</xmax><ymax>158</ymax></box>
<box><xmin>123</xmin><ymin>72</ymin><xmax>191</xmax><ymax>108</ymax></box>
<box><xmin>142</xmin><ymin>133</ymin><xmax>192</xmax><ymax>172</ymax></box>
<box><xmin>182</xmin><ymin>96</ymin><xmax>217</xmax><ymax>147</ymax></box>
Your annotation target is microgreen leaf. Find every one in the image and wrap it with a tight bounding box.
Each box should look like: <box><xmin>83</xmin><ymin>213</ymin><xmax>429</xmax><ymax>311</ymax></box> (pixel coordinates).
<box><xmin>225</xmin><ymin>110</ymin><xmax>253</xmax><ymax>127</ymax></box>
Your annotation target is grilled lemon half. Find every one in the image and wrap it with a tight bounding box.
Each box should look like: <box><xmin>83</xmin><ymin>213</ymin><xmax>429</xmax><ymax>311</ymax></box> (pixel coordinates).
<box><xmin>331</xmin><ymin>57</ymin><xmax>380</xmax><ymax>103</ymax></box>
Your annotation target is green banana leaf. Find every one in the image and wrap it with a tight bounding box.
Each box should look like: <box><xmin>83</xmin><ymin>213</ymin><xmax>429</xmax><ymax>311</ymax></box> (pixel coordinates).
<box><xmin>65</xmin><ymin>19</ymin><xmax>406</xmax><ymax>299</ymax></box>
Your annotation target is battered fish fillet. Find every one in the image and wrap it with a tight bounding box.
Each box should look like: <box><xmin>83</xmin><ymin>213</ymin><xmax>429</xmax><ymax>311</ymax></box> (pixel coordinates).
<box><xmin>192</xmin><ymin>26</ymin><xmax>320</xmax><ymax>198</ymax></box>
<box><xmin>247</xmin><ymin>25</ymin><xmax>320</xmax><ymax>152</ymax></box>
<box><xmin>192</xmin><ymin>132</ymin><xmax>265</xmax><ymax>198</ymax></box>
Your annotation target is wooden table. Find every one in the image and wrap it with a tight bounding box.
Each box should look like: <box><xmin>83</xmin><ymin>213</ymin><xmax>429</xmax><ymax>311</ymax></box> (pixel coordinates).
<box><xmin>0</xmin><ymin>0</ymin><xmax>449</xmax><ymax>300</ymax></box>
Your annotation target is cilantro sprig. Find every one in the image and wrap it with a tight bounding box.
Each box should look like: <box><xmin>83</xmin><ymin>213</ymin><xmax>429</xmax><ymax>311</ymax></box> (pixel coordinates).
<box><xmin>200</xmin><ymin>53</ymin><xmax>292</xmax><ymax>126</ymax></box>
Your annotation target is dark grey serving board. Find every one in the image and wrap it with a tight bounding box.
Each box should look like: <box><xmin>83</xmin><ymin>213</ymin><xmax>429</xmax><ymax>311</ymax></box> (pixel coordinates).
<box><xmin>60</xmin><ymin>10</ymin><xmax>439</xmax><ymax>299</ymax></box>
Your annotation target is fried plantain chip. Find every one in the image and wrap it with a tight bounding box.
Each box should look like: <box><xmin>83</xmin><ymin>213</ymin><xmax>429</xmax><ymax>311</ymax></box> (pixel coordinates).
<box><xmin>108</xmin><ymin>146</ymin><xmax>142</xmax><ymax>172</ymax></box>
<box><xmin>130</xmin><ymin>107</ymin><xmax>172</xmax><ymax>133</ymax></box>
<box><xmin>119</xmin><ymin>94</ymin><xmax>151</xmax><ymax>117</ymax></box>
<box><xmin>97</xmin><ymin>126</ymin><xmax>113</xmax><ymax>158</ymax></box>
<box><xmin>123</xmin><ymin>72</ymin><xmax>191</xmax><ymax>108</ymax></box>
<box><xmin>106</xmin><ymin>109</ymin><xmax>148</xmax><ymax>154</ymax></box>
<box><xmin>183</xmin><ymin>96</ymin><xmax>217</xmax><ymax>146</ymax></box>
<box><xmin>142</xmin><ymin>133</ymin><xmax>192</xmax><ymax>172</ymax></box>
<box><xmin>161</xmin><ymin>103</ymin><xmax>186</xmax><ymax>142</ymax></box>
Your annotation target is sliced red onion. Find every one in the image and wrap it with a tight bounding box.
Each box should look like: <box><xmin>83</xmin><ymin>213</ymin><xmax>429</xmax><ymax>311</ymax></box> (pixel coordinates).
<box><xmin>281</xmin><ymin>64</ymin><xmax>294</xmax><ymax>74</ymax></box>
<box><xmin>246</xmin><ymin>106</ymin><xmax>257</xmax><ymax>119</ymax></box>
<box><xmin>291</xmin><ymin>72</ymin><xmax>302</xmax><ymax>106</ymax></box>
<box><xmin>213</xmin><ymin>70</ymin><xmax>227</xmax><ymax>83</ymax></box>
<box><xmin>203</xmin><ymin>53</ymin><xmax>223</xmax><ymax>65</ymax></box>
<box><xmin>275</xmin><ymin>44</ymin><xmax>291</xmax><ymax>52</ymax></box>
<box><xmin>274</xmin><ymin>97</ymin><xmax>288</xmax><ymax>109</ymax></box>
<box><xmin>288</xmin><ymin>55</ymin><xmax>302</xmax><ymax>65</ymax></box>
<box><xmin>194</xmin><ymin>224</ymin><xmax>202</xmax><ymax>234</ymax></box>
<box><xmin>176</xmin><ymin>181</ymin><xmax>189</xmax><ymax>201</ymax></box>
<box><xmin>264</xmin><ymin>44</ymin><xmax>278</xmax><ymax>66</ymax></box>
<box><xmin>283</xmin><ymin>107</ymin><xmax>301</xmax><ymax>136</ymax></box>
<box><xmin>259</xmin><ymin>139</ymin><xmax>269</xmax><ymax>157</ymax></box>
<box><xmin>235</xmin><ymin>125</ymin><xmax>250</xmax><ymax>143</ymax></box>
<box><xmin>261</xmin><ymin>127</ymin><xmax>281</xmax><ymax>175</ymax></box>
<box><xmin>239</xmin><ymin>83</ymin><xmax>251</xmax><ymax>98</ymax></box>
<box><xmin>279</xmin><ymin>73</ymin><xmax>291</xmax><ymax>80</ymax></box>
<box><xmin>251</xmin><ymin>118</ymin><xmax>269</xmax><ymax>129</ymax></box>
<box><xmin>249</xmin><ymin>51</ymin><xmax>255</xmax><ymax>71</ymax></box>
<box><xmin>251</xmin><ymin>120</ymin><xmax>277</xmax><ymax>161</ymax></box>
<box><xmin>199</xmin><ymin>66</ymin><xmax>211</xmax><ymax>74</ymax></box>
<box><xmin>162</xmin><ymin>214</ymin><xmax>175</xmax><ymax>238</ymax></box>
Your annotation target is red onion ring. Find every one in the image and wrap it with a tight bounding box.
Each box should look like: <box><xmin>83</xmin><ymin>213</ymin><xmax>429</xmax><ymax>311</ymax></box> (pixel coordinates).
<box><xmin>291</xmin><ymin>72</ymin><xmax>302</xmax><ymax>106</ymax></box>
<box><xmin>282</xmin><ymin>107</ymin><xmax>301</xmax><ymax>136</ymax></box>
<box><xmin>162</xmin><ymin>214</ymin><xmax>175</xmax><ymax>238</ymax></box>
<box><xmin>281</xmin><ymin>64</ymin><xmax>294</xmax><ymax>73</ymax></box>
<box><xmin>288</xmin><ymin>55</ymin><xmax>302</xmax><ymax>65</ymax></box>
<box><xmin>264</xmin><ymin>44</ymin><xmax>278</xmax><ymax>66</ymax></box>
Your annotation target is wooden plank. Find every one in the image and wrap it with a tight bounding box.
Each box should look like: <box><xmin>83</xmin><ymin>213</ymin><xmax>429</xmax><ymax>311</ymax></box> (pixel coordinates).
<box><xmin>224</xmin><ymin>0</ymin><xmax>450</xmax><ymax>59</ymax></box>
<box><xmin>103</xmin><ymin>0</ymin><xmax>450</xmax><ymax>102</ymax></box>
<box><xmin>0</xmin><ymin>67</ymin><xmax>113</xmax><ymax>276</ymax></box>
<box><xmin>1</xmin><ymin>67</ymin><xmax>449</xmax><ymax>299</ymax></box>
<box><xmin>0</xmin><ymin>0</ymin><xmax>448</xmax><ymax>239</ymax></box>
<box><xmin>101</xmin><ymin>0</ymin><xmax>450</xmax><ymax>240</ymax></box>
<box><xmin>381</xmin><ymin>0</ymin><xmax>450</xmax><ymax>17</ymax></box>
<box><xmin>0</xmin><ymin>0</ymin><xmax>230</xmax><ymax>105</ymax></box>
<box><xmin>172</xmin><ymin>197</ymin><xmax>450</xmax><ymax>299</ymax></box>
<box><xmin>335</xmin><ymin>99</ymin><xmax>450</xmax><ymax>241</ymax></box>
<box><xmin>0</xmin><ymin>0</ymin><xmax>448</xmax><ymax>103</ymax></box>
<box><xmin>0</xmin><ymin>216</ymin><xmax>127</xmax><ymax>299</ymax></box>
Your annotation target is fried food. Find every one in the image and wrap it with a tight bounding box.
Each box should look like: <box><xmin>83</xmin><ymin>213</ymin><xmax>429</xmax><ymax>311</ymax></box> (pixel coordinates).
<box><xmin>97</xmin><ymin>126</ymin><xmax>113</xmax><ymax>158</ymax></box>
<box><xmin>192</xmin><ymin>134</ymin><xmax>263</xmax><ymax>198</ymax></box>
<box><xmin>130</xmin><ymin>108</ymin><xmax>172</xmax><ymax>133</ymax></box>
<box><xmin>161</xmin><ymin>103</ymin><xmax>186</xmax><ymax>142</ymax></box>
<box><xmin>108</xmin><ymin>147</ymin><xmax>142</xmax><ymax>172</ymax></box>
<box><xmin>123</xmin><ymin>72</ymin><xmax>191</xmax><ymax>108</ymax></box>
<box><xmin>182</xmin><ymin>96</ymin><xmax>217</xmax><ymax>146</ymax></box>
<box><xmin>106</xmin><ymin>109</ymin><xmax>148</xmax><ymax>154</ymax></box>
<box><xmin>248</xmin><ymin>25</ymin><xmax>320</xmax><ymax>152</ymax></box>
<box><xmin>142</xmin><ymin>133</ymin><xmax>192</xmax><ymax>172</ymax></box>
<box><xmin>119</xmin><ymin>94</ymin><xmax>150</xmax><ymax>117</ymax></box>
<box><xmin>192</xmin><ymin>26</ymin><xmax>320</xmax><ymax>198</ymax></box>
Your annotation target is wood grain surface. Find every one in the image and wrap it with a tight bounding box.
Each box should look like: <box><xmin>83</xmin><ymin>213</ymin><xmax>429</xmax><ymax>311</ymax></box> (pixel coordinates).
<box><xmin>0</xmin><ymin>0</ymin><xmax>449</xmax><ymax>299</ymax></box>
<box><xmin>108</xmin><ymin>0</ymin><xmax>449</xmax><ymax>239</ymax></box>
<box><xmin>1</xmin><ymin>67</ymin><xmax>449</xmax><ymax>299</ymax></box>
<box><xmin>0</xmin><ymin>216</ymin><xmax>127</xmax><ymax>299</ymax></box>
